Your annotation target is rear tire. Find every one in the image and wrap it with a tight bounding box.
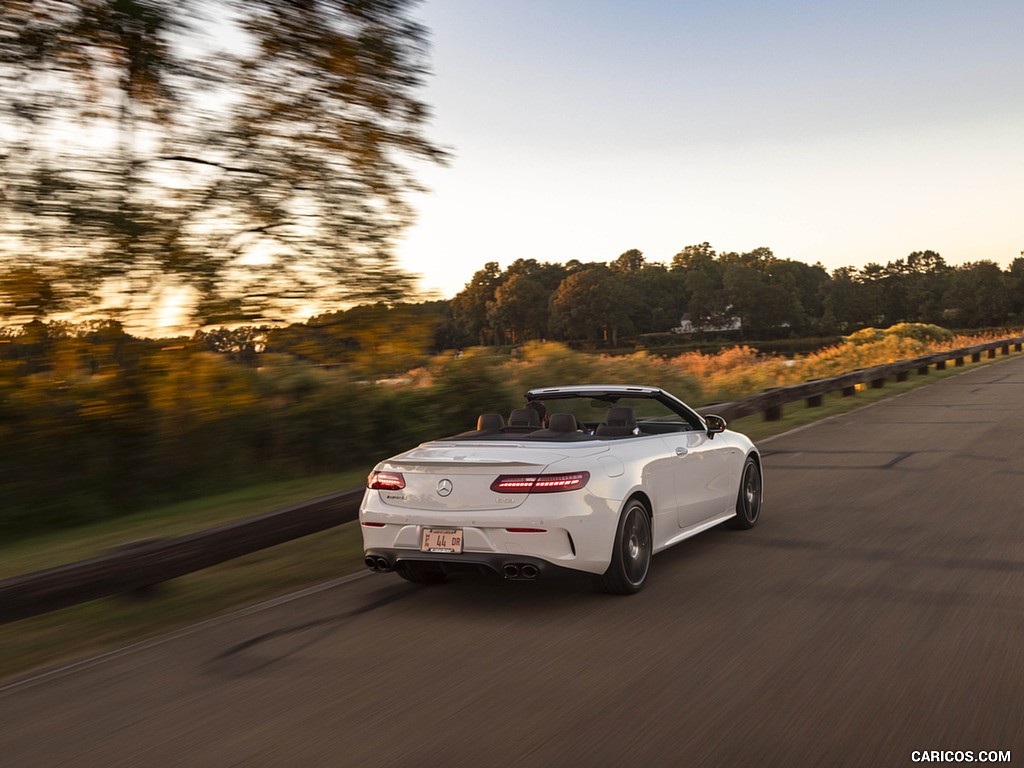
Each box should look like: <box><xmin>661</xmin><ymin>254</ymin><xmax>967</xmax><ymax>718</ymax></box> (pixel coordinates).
<box><xmin>594</xmin><ymin>499</ymin><xmax>652</xmax><ymax>595</ymax></box>
<box><xmin>397</xmin><ymin>565</ymin><xmax>447</xmax><ymax>584</ymax></box>
<box><xmin>727</xmin><ymin>457</ymin><xmax>761</xmax><ymax>530</ymax></box>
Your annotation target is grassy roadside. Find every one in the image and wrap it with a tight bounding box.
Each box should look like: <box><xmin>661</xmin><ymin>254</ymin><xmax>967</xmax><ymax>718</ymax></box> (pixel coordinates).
<box><xmin>0</xmin><ymin>469</ymin><xmax>372</xmax><ymax>579</ymax></box>
<box><xmin>0</xmin><ymin>470</ymin><xmax>371</xmax><ymax>684</ymax></box>
<box><xmin>2</xmin><ymin>347</ymin><xmax>1021</xmax><ymax>684</ymax></box>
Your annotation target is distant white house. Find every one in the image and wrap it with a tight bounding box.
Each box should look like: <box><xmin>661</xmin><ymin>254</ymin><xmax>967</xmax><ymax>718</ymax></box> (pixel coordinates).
<box><xmin>672</xmin><ymin>313</ymin><xmax>742</xmax><ymax>334</ymax></box>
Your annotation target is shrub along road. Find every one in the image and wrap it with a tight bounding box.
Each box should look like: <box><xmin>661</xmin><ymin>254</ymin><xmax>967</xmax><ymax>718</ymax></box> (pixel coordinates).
<box><xmin>1</xmin><ymin>356</ymin><xmax>1023</xmax><ymax>766</ymax></box>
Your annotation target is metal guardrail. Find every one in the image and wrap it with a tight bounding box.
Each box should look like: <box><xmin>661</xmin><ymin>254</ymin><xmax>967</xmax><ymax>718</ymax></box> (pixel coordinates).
<box><xmin>0</xmin><ymin>489</ymin><xmax>364</xmax><ymax>624</ymax></box>
<box><xmin>695</xmin><ymin>337</ymin><xmax>1024</xmax><ymax>421</ymax></box>
<box><xmin>2</xmin><ymin>335</ymin><xmax>1022</xmax><ymax>624</ymax></box>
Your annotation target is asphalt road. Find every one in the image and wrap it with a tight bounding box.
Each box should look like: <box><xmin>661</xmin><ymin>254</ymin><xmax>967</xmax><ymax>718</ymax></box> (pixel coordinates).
<box><xmin>2</xmin><ymin>357</ymin><xmax>1023</xmax><ymax>767</ymax></box>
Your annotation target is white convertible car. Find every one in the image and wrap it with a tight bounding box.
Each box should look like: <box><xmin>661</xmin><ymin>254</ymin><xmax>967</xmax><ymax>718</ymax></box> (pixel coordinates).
<box><xmin>360</xmin><ymin>385</ymin><xmax>762</xmax><ymax>593</ymax></box>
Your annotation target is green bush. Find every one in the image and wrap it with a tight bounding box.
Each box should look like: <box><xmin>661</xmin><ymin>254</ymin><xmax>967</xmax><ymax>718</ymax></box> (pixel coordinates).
<box><xmin>884</xmin><ymin>323</ymin><xmax>954</xmax><ymax>343</ymax></box>
<box><xmin>844</xmin><ymin>327</ymin><xmax>887</xmax><ymax>345</ymax></box>
<box><xmin>846</xmin><ymin>323</ymin><xmax>955</xmax><ymax>346</ymax></box>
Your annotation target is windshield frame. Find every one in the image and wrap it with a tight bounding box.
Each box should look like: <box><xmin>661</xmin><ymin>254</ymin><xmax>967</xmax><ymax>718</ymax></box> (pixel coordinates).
<box><xmin>524</xmin><ymin>386</ymin><xmax>706</xmax><ymax>431</ymax></box>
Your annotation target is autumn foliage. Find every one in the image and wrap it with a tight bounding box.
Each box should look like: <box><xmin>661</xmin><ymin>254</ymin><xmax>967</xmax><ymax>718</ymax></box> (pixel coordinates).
<box><xmin>0</xmin><ymin>322</ymin><xmax>1016</xmax><ymax>540</ymax></box>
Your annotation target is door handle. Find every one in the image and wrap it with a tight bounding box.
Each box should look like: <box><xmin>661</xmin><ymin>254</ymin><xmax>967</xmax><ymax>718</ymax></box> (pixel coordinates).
<box><xmin>675</xmin><ymin>447</ymin><xmax>688</xmax><ymax>457</ymax></box>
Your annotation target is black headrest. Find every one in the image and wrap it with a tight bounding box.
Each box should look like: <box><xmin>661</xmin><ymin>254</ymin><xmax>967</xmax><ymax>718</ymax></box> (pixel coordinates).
<box><xmin>604</xmin><ymin>407</ymin><xmax>635</xmax><ymax>427</ymax></box>
<box><xmin>508</xmin><ymin>408</ymin><xmax>541</xmax><ymax>428</ymax></box>
<box><xmin>547</xmin><ymin>413</ymin><xmax>577</xmax><ymax>432</ymax></box>
<box><xmin>477</xmin><ymin>413</ymin><xmax>505</xmax><ymax>431</ymax></box>
<box><xmin>595</xmin><ymin>406</ymin><xmax>637</xmax><ymax>437</ymax></box>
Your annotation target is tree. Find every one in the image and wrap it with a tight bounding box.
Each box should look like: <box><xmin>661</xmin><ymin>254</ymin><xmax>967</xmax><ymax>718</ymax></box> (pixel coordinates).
<box><xmin>671</xmin><ymin>243</ymin><xmax>728</xmax><ymax>330</ymax></box>
<box><xmin>488</xmin><ymin>274</ymin><xmax>550</xmax><ymax>343</ymax></box>
<box><xmin>722</xmin><ymin>263</ymin><xmax>799</xmax><ymax>338</ymax></box>
<box><xmin>630</xmin><ymin>262</ymin><xmax>684</xmax><ymax>334</ymax></box>
<box><xmin>0</xmin><ymin>0</ymin><xmax>447</xmax><ymax>327</ymax></box>
<box><xmin>548</xmin><ymin>267</ymin><xmax>633</xmax><ymax>346</ymax></box>
<box><xmin>768</xmin><ymin>259</ymin><xmax>828</xmax><ymax>334</ymax></box>
<box><xmin>904</xmin><ymin>250</ymin><xmax>951</xmax><ymax>323</ymax></box>
<box><xmin>945</xmin><ymin>261</ymin><xmax>1009</xmax><ymax>327</ymax></box>
<box><xmin>1007</xmin><ymin>256</ymin><xmax>1024</xmax><ymax>318</ymax></box>
<box><xmin>821</xmin><ymin>266</ymin><xmax>866</xmax><ymax>332</ymax></box>
<box><xmin>449</xmin><ymin>262</ymin><xmax>502</xmax><ymax>345</ymax></box>
<box><xmin>610</xmin><ymin>248</ymin><xmax>645</xmax><ymax>275</ymax></box>
<box><xmin>0</xmin><ymin>267</ymin><xmax>61</xmax><ymax>322</ymax></box>
<box><xmin>502</xmin><ymin>258</ymin><xmax>568</xmax><ymax>292</ymax></box>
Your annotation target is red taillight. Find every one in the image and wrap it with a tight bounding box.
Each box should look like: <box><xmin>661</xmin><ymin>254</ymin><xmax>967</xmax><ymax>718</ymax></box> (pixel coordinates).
<box><xmin>506</xmin><ymin>528</ymin><xmax>547</xmax><ymax>533</ymax></box>
<box><xmin>490</xmin><ymin>471</ymin><xmax>590</xmax><ymax>493</ymax></box>
<box><xmin>367</xmin><ymin>471</ymin><xmax>405</xmax><ymax>490</ymax></box>
<box><xmin>361</xmin><ymin>522</ymin><xmax>386</xmax><ymax>527</ymax></box>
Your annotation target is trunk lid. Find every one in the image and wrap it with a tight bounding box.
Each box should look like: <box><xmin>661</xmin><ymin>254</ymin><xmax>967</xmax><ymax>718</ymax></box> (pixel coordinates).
<box><xmin>375</xmin><ymin>441</ymin><xmax>607</xmax><ymax>511</ymax></box>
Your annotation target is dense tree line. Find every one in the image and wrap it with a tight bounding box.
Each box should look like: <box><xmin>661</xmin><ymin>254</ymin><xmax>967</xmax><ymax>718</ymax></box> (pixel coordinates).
<box><xmin>442</xmin><ymin>246</ymin><xmax>1024</xmax><ymax>347</ymax></box>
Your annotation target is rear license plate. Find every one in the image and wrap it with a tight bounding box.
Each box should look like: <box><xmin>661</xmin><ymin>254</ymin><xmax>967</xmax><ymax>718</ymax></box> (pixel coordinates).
<box><xmin>421</xmin><ymin>528</ymin><xmax>463</xmax><ymax>554</ymax></box>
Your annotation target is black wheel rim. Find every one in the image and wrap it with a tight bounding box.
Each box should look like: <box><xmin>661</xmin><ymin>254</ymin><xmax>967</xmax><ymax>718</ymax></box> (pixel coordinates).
<box><xmin>742</xmin><ymin>463</ymin><xmax>761</xmax><ymax>523</ymax></box>
<box><xmin>622</xmin><ymin>505</ymin><xmax>651</xmax><ymax>586</ymax></box>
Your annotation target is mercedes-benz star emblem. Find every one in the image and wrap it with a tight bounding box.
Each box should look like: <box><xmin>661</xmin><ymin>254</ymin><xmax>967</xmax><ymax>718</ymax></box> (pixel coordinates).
<box><xmin>436</xmin><ymin>478</ymin><xmax>453</xmax><ymax>497</ymax></box>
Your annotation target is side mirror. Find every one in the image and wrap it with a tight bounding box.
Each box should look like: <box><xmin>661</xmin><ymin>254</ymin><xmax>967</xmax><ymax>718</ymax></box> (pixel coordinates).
<box><xmin>705</xmin><ymin>414</ymin><xmax>727</xmax><ymax>438</ymax></box>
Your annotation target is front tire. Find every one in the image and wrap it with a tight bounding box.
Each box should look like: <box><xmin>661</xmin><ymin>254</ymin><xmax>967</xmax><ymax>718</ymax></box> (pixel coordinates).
<box><xmin>594</xmin><ymin>499</ymin><xmax>652</xmax><ymax>595</ymax></box>
<box><xmin>727</xmin><ymin>457</ymin><xmax>762</xmax><ymax>530</ymax></box>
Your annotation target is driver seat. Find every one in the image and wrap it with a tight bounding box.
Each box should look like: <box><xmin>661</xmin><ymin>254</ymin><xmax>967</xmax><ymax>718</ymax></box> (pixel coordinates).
<box><xmin>595</xmin><ymin>406</ymin><xmax>637</xmax><ymax>437</ymax></box>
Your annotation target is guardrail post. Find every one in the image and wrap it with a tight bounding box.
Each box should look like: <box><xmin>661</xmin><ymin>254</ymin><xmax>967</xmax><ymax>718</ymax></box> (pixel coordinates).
<box><xmin>765</xmin><ymin>405</ymin><xmax>782</xmax><ymax>421</ymax></box>
<box><xmin>918</xmin><ymin>365</ymin><xmax>929</xmax><ymax>375</ymax></box>
<box><xmin>936</xmin><ymin>360</ymin><xmax>946</xmax><ymax>370</ymax></box>
<box><xmin>1001</xmin><ymin>344</ymin><xmax>1009</xmax><ymax>355</ymax></box>
<box><xmin>871</xmin><ymin>378</ymin><xmax>885</xmax><ymax>389</ymax></box>
<box><xmin>806</xmin><ymin>394</ymin><xmax>823</xmax><ymax>408</ymax></box>
<box><xmin>955</xmin><ymin>357</ymin><xmax>964</xmax><ymax>367</ymax></box>
<box><xmin>972</xmin><ymin>351</ymin><xmax>981</xmax><ymax>362</ymax></box>
<box><xmin>1016</xmin><ymin>343</ymin><xmax>1022</xmax><ymax>352</ymax></box>
<box><xmin>896</xmin><ymin>371</ymin><xmax>908</xmax><ymax>382</ymax></box>
<box><xmin>988</xmin><ymin>348</ymin><xmax>996</xmax><ymax>359</ymax></box>
<box><xmin>842</xmin><ymin>385</ymin><xmax>856</xmax><ymax>396</ymax></box>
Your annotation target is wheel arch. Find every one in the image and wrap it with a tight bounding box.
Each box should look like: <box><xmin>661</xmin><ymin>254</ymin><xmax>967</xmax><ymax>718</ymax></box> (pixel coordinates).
<box><xmin>624</xmin><ymin>490</ymin><xmax>653</xmax><ymax>515</ymax></box>
<box><xmin>746</xmin><ymin>449</ymin><xmax>763</xmax><ymax>495</ymax></box>
<box><xmin>623</xmin><ymin>491</ymin><xmax>654</xmax><ymax>533</ymax></box>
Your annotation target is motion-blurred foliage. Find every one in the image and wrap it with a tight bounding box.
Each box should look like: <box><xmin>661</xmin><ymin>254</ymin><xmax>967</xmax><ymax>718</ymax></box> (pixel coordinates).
<box><xmin>0</xmin><ymin>0</ymin><xmax>446</xmax><ymax>326</ymax></box>
<box><xmin>0</xmin><ymin>322</ymin><xmax>1016</xmax><ymax>540</ymax></box>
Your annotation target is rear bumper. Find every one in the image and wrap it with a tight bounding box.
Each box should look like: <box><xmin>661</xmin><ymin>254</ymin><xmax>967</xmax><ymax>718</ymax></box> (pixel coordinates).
<box><xmin>365</xmin><ymin>548</ymin><xmax>561</xmax><ymax>581</ymax></box>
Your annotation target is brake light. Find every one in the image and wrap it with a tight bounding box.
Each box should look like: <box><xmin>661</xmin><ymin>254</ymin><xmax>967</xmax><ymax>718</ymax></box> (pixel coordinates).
<box><xmin>490</xmin><ymin>471</ymin><xmax>590</xmax><ymax>493</ymax></box>
<box><xmin>367</xmin><ymin>471</ymin><xmax>405</xmax><ymax>490</ymax></box>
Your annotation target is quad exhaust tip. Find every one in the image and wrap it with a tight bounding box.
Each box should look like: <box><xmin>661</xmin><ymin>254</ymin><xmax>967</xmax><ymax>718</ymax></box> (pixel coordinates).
<box><xmin>366</xmin><ymin>556</ymin><xmax>392</xmax><ymax>572</ymax></box>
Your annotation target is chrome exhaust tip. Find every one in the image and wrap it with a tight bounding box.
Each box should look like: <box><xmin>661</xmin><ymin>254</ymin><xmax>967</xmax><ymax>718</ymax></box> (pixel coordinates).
<box><xmin>503</xmin><ymin>564</ymin><xmax>520</xmax><ymax>579</ymax></box>
<box><xmin>365</xmin><ymin>556</ymin><xmax>379</xmax><ymax>571</ymax></box>
<box><xmin>520</xmin><ymin>564</ymin><xmax>538</xmax><ymax>579</ymax></box>
<box><xmin>375</xmin><ymin>557</ymin><xmax>391</xmax><ymax>573</ymax></box>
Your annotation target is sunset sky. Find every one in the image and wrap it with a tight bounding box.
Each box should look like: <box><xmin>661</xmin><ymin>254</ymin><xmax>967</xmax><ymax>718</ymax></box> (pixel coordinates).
<box><xmin>397</xmin><ymin>0</ymin><xmax>1024</xmax><ymax>299</ymax></box>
